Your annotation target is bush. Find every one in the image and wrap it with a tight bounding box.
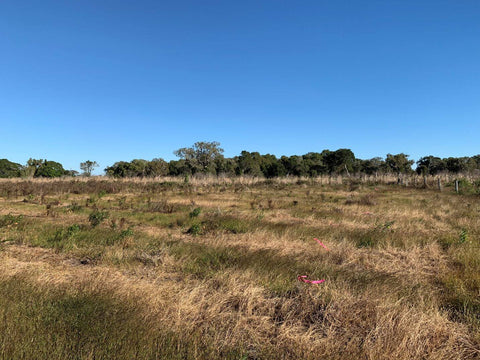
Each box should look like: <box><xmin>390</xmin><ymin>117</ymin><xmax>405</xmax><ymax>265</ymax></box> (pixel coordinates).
<box><xmin>189</xmin><ymin>207</ymin><xmax>202</xmax><ymax>218</ymax></box>
<box><xmin>88</xmin><ymin>211</ymin><xmax>109</xmax><ymax>228</ymax></box>
<box><xmin>186</xmin><ymin>223</ymin><xmax>202</xmax><ymax>236</ymax></box>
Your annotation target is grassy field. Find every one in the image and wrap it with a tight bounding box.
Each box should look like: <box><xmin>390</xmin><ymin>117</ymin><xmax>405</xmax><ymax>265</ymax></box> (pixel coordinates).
<box><xmin>0</xmin><ymin>177</ymin><xmax>479</xmax><ymax>359</ymax></box>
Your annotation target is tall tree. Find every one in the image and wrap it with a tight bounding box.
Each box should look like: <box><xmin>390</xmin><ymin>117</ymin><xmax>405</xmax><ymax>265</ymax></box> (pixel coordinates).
<box><xmin>385</xmin><ymin>153</ymin><xmax>414</xmax><ymax>175</ymax></box>
<box><xmin>323</xmin><ymin>149</ymin><xmax>355</xmax><ymax>174</ymax></box>
<box><xmin>80</xmin><ymin>160</ymin><xmax>99</xmax><ymax>176</ymax></box>
<box><xmin>34</xmin><ymin>160</ymin><xmax>67</xmax><ymax>178</ymax></box>
<box><xmin>416</xmin><ymin>156</ymin><xmax>445</xmax><ymax>175</ymax></box>
<box><xmin>174</xmin><ymin>141</ymin><xmax>224</xmax><ymax>174</ymax></box>
<box><xmin>236</xmin><ymin>151</ymin><xmax>263</xmax><ymax>176</ymax></box>
<box><xmin>147</xmin><ymin>158</ymin><xmax>169</xmax><ymax>177</ymax></box>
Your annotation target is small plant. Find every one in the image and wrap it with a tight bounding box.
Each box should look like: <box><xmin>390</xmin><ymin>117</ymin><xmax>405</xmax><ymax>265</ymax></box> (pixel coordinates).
<box><xmin>98</xmin><ymin>190</ymin><xmax>107</xmax><ymax>198</ymax></box>
<box><xmin>119</xmin><ymin>227</ymin><xmax>134</xmax><ymax>239</ymax></box>
<box><xmin>257</xmin><ymin>211</ymin><xmax>265</xmax><ymax>221</ymax></box>
<box><xmin>67</xmin><ymin>202</ymin><xmax>82</xmax><ymax>212</ymax></box>
<box><xmin>110</xmin><ymin>219</ymin><xmax>118</xmax><ymax>230</ymax></box>
<box><xmin>459</xmin><ymin>229</ymin><xmax>468</xmax><ymax>244</ymax></box>
<box><xmin>186</xmin><ymin>223</ymin><xmax>202</xmax><ymax>236</ymax></box>
<box><xmin>118</xmin><ymin>196</ymin><xmax>128</xmax><ymax>209</ymax></box>
<box><xmin>88</xmin><ymin>210</ymin><xmax>109</xmax><ymax>228</ymax></box>
<box><xmin>189</xmin><ymin>207</ymin><xmax>202</xmax><ymax>218</ymax></box>
<box><xmin>375</xmin><ymin>220</ymin><xmax>395</xmax><ymax>231</ymax></box>
<box><xmin>23</xmin><ymin>194</ymin><xmax>36</xmax><ymax>203</ymax></box>
<box><xmin>49</xmin><ymin>224</ymin><xmax>81</xmax><ymax>244</ymax></box>
<box><xmin>66</xmin><ymin>224</ymin><xmax>81</xmax><ymax>236</ymax></box>
<box><xmin>86</xmin><ymin>195</ymin><xmax>97</xmax><ymax>207</ymax></box>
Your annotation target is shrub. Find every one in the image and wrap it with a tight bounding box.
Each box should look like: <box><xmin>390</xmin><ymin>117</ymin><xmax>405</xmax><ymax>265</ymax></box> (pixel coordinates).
<box><xmin>189</xmin><ymin>207</ymin><xmax>202</xmax><ymax>218</ymax></box>
<box><xmin>88</xmin><ymin>211</ymin><xmax>109</xmax><ymax>228</ymax></box>
<box><xmin>186</xmin><ymin>223</ymin><xmax>202</xmax><ymax>236</ymax></box>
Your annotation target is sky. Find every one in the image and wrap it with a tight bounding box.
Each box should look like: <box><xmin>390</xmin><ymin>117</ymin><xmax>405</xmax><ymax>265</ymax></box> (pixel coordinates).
<box><xmin>1</xmin><ymin>0</ymin><xmax>479</xmax><ymax>173</ymax></box>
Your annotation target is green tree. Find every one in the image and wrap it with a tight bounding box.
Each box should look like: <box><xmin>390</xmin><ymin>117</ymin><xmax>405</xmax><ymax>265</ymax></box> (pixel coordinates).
<box><xmin>80</xmin><ymin>160</ymin><xmax>99</xmax><ymax>177</ymax></box>
<box><xmin>281</xmin><ymin>155</ymin><xmax>307</xmax><ymax>176</ymax></box>
<box><xmin>236</xmin><ymin>151</ymin><xmax>263</xmax><ymax>176</ymax></box>
<box><xmin>302</xmin><ymin>152</ymin><xmax>327</xmax><ymax>176</ymax></box>
<box><xmin>34</xmin><ymin>160</ymin><xmax>67</xmax><ymax>178</ymax></box>
<box><xmin>168</xmin><ymin>159</ymin><xmax>191</xmax><ymax>176</ymax></box>
<box><xmin>146</xmin><ymin>158</ymin><xmax>169</xmax><ymax>177</ymax></box>
<box><xmin>214</xmin><ymin>157</ymin><xmax>237</xmax><ymax>176</ymax></box>
<box><xmin>0</xmin><ymin>159</ymin><xmax>23</xmax><ymax>178</ymax></box>
<box><xmin>24</xmin><ymin>158</ymin><xmax>43</xmax><ymax>178</ymax></box>
<box><xmin>322</xmin><ymin>149</ymin><xmax>356</xmax><ymax>174</ymax></box>
<box><xmin>261</xmin><ymin>154</ymin><xmax>285</xmax><ymax>178</ymax></box>
<box><xmin>105</xmin><ymin>161</ymin><xmax>133</xmax><ymax>178</ymax></box>
<box><xmin>129</xmin><ymin>159</ymin><xmax>149</xmax><ymax>177</ymax></box>
<box><xmin>174</xmin><ymin>141</ymin><xmax>224</xmax><ymax>174</ymax></box>
<box><xmin>444</xmin><ymin>157</ymin><xmax>469</xmax><ymax>173</ymax></box>
<box><xmin>385</xmin><ymin>153</ymin><xmax>414</xmax><ymax>175</ymax></box>
<box><xmin>359</xmin><ymin>157</ymin><xmax>384</xmax><ymax>175</ymax></box>
<box><xmin>415</xmin><ymin>156</ymin><xmax>445</xmax><ymax>175</ymax></box>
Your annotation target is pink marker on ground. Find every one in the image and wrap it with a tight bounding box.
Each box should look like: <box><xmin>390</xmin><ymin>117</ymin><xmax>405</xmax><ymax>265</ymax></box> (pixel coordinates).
<box><xmin>298</xmin><ymin>275</ymin><xmax>325</xmax><ymax>284</ymax></box>
<box><xmin>314</xmin><ymin>238</ymin><xmax>330</xmax><ymax>251</ymax></box>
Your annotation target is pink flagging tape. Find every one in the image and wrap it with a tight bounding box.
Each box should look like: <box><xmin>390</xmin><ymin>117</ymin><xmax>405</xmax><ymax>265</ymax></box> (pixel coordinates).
<box><xmin>313</xmin><ymin>238</ymin><xmax>329</xmax><ymax>251</ymax></box>
<box><xmin>298</xmin><ymin>275</ymin><xmax>325</xmax><ymax>284</ymax></box>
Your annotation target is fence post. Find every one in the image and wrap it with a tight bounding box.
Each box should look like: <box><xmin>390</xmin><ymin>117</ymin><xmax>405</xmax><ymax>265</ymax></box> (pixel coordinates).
<box><xmin>455</xmin><ymin>180</ymin><xmax>459</xmax><ymax>193</ymax></box>
<box><xmin>437</xmin><ymin>178</ymin><xmax>442</xmax><ymax>191</ymax></box>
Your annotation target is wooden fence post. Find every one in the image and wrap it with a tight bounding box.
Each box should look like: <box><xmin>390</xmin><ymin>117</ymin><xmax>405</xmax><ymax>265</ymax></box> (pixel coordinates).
<box><xmin>455</xmin><ymin>180</ymin><xmax>459</xmax><ymax>193</ymax></box>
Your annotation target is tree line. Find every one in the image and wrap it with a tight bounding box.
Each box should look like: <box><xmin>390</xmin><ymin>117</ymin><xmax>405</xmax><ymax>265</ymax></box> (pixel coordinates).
<box><xmin>1</xmin><ymin>141</ymin><xmax>480</xmax><ymax>179</ymax></box>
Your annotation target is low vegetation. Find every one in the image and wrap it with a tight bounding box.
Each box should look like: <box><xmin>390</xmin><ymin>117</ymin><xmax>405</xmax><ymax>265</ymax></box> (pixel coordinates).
<box><xmin>0</xmin><ymin>177</ymin><xmax>479</xmax><ymax>359</ymax></box>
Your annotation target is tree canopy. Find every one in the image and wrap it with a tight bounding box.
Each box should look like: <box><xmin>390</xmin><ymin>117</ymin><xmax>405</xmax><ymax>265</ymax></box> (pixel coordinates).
<box><xmin>174</xmin><ymin>141</ymin><xmax>224</xmax><ymax>174</ymax></box>
<box><xmin>3</xmin><ymin>142</ymin><xmax>480</xmax><ymax>179</ymax></box>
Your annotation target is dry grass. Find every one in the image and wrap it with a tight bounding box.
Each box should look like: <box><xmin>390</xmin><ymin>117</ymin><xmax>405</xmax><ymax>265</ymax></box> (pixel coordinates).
<box><xmin>0</xmin><ymin>178</ymin><xmax>479</xmax><ymax>359</ymax></box>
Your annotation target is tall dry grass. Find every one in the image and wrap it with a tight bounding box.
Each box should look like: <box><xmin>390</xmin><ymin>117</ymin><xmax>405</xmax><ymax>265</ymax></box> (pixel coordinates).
<box><xmin>0</xmin><ymin>178</ymin><xmax>479</xmax><ymax>359</ymax></box>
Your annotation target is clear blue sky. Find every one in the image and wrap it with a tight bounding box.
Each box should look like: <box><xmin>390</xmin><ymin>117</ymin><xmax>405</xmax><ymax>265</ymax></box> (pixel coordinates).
<box><xmin>1</xmin><ymin>0</ymin><xmax>479</xmax><ymax>173</ymax></box>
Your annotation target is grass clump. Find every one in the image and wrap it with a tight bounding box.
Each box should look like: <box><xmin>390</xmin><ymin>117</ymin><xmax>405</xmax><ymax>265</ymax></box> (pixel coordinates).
<box><xmin>0</xmin><ymin>214</ymin><xmax>23</xmax><ymax>228</ymax></box>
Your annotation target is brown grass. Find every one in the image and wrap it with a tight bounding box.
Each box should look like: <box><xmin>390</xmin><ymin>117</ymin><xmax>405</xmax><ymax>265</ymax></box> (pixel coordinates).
<box><xmin>0</xmin><ymin>178</ymin><xmax>479</xmax><ymax>359</ymax></box>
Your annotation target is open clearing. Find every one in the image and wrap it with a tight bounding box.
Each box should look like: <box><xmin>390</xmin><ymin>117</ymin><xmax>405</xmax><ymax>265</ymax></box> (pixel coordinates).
<box><xmin>0</xmin><ymin>178</ymin><xmax>479</xmax><ymax>359</ymax></box>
